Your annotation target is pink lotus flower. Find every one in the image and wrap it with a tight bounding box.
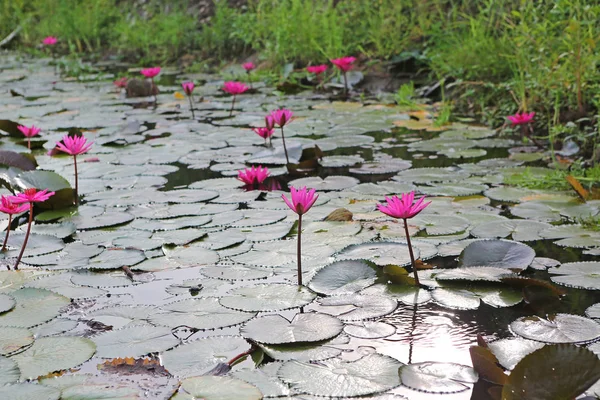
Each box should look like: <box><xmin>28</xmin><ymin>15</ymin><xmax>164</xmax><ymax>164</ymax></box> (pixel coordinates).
<box><xmin>140</xmin><ymin>67</ymin><xmax>161</xmax><ymax>79</ymax></box>
<box><xmin>282</xmin><ymin>186</ymin><xmax>319</xmax><ymax>286</ymax></box>
<box><xmin>11</xmin><ymin>188</ymin><xmax>55</xmax><ymax>204</ymax></box>
<box><xmin>507</xmin><ymin>112</ymin><xmax>535</xmax><ymax>126</ymax></box>
<box><xmin>0</xmin><ymin>196</ymin><xmax>29</xmax><ymax>254</ymax></box>
<box><xmin>307</xmin><ymin>65</ymin><xmax>328</xmax><ymax>75</ymax></box>
<box><xmin>282</xmin><ymin>186</ymin><xmax>318</xmax><ymax>216</ymax></box>
<box><xmin>377</xmin><ymin>191</ymin><xmax>430</xmax><ymax>285</ymax></box>
<box><xmin>237</xmin><ymin>166</ymin><xmax>270</xmax><ymax>186</ymax></box>
<box><xmin>223</xmin><ymin>81</ymin><xmax>248</xmax><ymax>95</ymax></box>
<box><xmin>270</xmin><ymin>109</ymin><xmax>293</xmax><ymax>128</ymax></box>
<box><xmin>42</xmin><ymin>36</ymin><xmax>57</xmax><ymax>46</ymax></box>
<box><xmin>56</xmin><ymin>134</ymin><xmax>93</xmax><ymax>156</ymax></box>
<box><xmin>182</xmin><ymin>81</ymin><xmax>195</xmax><ymax>96</ymax></box>
<box><xmin>330</xmin><ymin>56</ymin><xmax>356</xmax><ymax>72</ymax></box>
<box><xmin>17</xmin><ymin>125</ymin><xmax>41</xmax><ymax>138</ymax></box>
<box><xmin>252</xmin><ymin>127</ymin><xmax>274</xmax><ymax>140</ymax></box>
<box><xmin>242</xmin><ymin>62</ymin><xmax>256</xmax><ymax>72</ymax></box>
<box><xmin>114</xmin><ymin>77</ymin><xmax>128</xmax><ymax>88</ymax></box>
<box><xmin>265</xmin><ymin>115</ymin><xmax>275</xmax><ymax>130</ymax></box>
<box><xmin>10</xmin><ymin>188</ymin><xmax>55</xmax><ymax>270</ymax></box>
<box><xmin>377</xmin><ymin>192</ymin><xmax>431</xmax><ymax>220</ymax></box>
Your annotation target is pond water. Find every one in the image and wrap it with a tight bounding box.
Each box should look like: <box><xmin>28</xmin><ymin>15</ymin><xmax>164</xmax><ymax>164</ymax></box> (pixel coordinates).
<box><xmin>0</xmin><ymin>55</ymin><xmax>599</xmax><ymax>399</ymax></box>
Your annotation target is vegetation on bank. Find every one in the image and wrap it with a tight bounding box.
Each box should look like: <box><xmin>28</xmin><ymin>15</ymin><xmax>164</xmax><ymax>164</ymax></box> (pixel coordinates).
<box><xmin>1</xmin><ymin>0</ymin><xmax>599</xmax><ymax>162</ymax></box>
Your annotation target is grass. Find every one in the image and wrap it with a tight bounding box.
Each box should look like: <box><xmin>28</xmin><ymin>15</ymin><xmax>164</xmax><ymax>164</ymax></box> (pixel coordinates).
<box><xmin>504</xmin><ymin>165</ymin><xmax>600</xmax><ymax>191</ymax></box>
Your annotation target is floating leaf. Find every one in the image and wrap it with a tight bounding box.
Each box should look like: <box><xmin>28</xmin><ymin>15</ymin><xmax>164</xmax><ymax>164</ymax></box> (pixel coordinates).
<box><xmin>241</xmin><ymin>313</ymin><xmax>343</xmax><ymax>344</ymax></box>
<box><xmin>549</xmin><ymin>262</ymin><xmax>600</xmax><ymax>290</ymax></box>
<box><xmin>220</xmin><ymin>284</ymin><xmax>316</xmax><ymax>312</ymax></box>
<box><xmin>488</xmin><ymin>337</ymin><xmax>545</xmax><ymax>370</ymax></box>
<box><xmin>278</xmin><ymin>353</ymin><xmax>402</xmax><ymax>397</ymax></box>
<box><xmin>12</xmin><ymin>336</ymin><xmax>96</xmax><ymax>379</ymax></box>
<box><xmin>510</xmin><ymin>314</ymin><xmax>600</xmax><ymax>344</ymax></box>
<box><xmin>470</xmin><ymin>220</ymin><xmax>552</xmax><ymax>241</ymax></box>
<box><xmin>315</xmin><ymin>294</ymin><xmax>398</xmax><ymax>321</ymax></box>
<box><xmin>336</xmin><ymin>242</ymin><xmax>416</xmax><ymax>267</ymax></box>
<box><xmin>258</xmin><ymin>341</ymin><xmax>342</xmax><ymax>362</ymax></box>
<box><xmin>176</xmin><ymin>376</ymin><xmax>262</xmax><ymax>400</ymax></box>
<box><xmin>308</xmin><ymin>260</ymin><xmax>377</xmax><ymax>295</ymax></box>
<box><xmin>93</xmin><ymin>325</ymin><xmax>179</xmax><ymax>358</ymax></box>
<box><xmin>200</xmin><ymin>264</ymin><xmax>272</xmax><ymax>281</ymax></box>
<box><xmin>460</xmin><ymin>240</ymin><xmax>535</xmax><ymax>270</ymax></box>
<box><xmin>0</xmin><ymin>383</ymin><xmax>60</xmax><ymax>400</ymax></box>
<box><xmin>0</xmin><ymin>327</ymin><xmax>34</xmax><ymax>356</ymax></box>
<box><xmin>400</xmin><ymin>362</ymin><xmax>478</xmax><ymax>393</ymax></box>
<box><xmin>84</xmin><ymin>248</ymin><xmax>145</xmax><ymax>270</ymax></box>
<box><xmin>344</xmin><ymin>321</ymin><xmax>396</xmax><ymax>339</ymax></box>
<box><xmin>0</xmin><ymin>355</ymin><xmax>20</xmax><ymax>385</ymax></box>
<box><xmin>502</xmin><ymin>344</ymin><xmax>600</xmax><ymax>400</ymax></box>
<box><xmin>469</xmin><ymin>345</ymin><xmax>507</xmax><ymax>385</ymax></box>
<box><xmin>0</xmin><ymin>288</ymin><xmax>69</xmax><ymax>328</ymax></box>
<box><xmin>162</xmin><ymin>336</ymin><xmax>251</xmax><ymax>378</ymax></box>
<box><xmin>0</xmin><ymin>293</ymin><xmax>15</xmax><ymax>313</ymax></box>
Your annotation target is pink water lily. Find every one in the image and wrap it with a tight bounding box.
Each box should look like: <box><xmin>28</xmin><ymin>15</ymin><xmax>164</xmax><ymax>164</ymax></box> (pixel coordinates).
<box><xmin>307</xmin><ymin>65</ymin><xmax>328</xmax><ymax>75</ymax></box>
<box><xmin>17</xmin><ymin>125</ymin><xmax>41</xmax><ymax>149</ymax></box>
<box><xmin>0</xmin><ymin>196</ymin><xmax>29</xmax><ymax>255</ymax></box>
<box><xmin>114</xmin><ymin>77</ymin><xmax>128</xmax><ymax>88</ymax></box>
<box><xmin>223</xmin><ymin>81</ymin><xmax>248</xmax><ymax>116</ymax></box>
<box><xmin>331</xmin><ymin>56</ymin><xmax>356</xmax><ymax>72</ymax></box>
<box><xmin>265</xmin><ymin>115</ymin><xmax>275</xmax><ymax>130</ymax></box>
<box><xmin>10</xmin><ymin>188</ymin><xmax>55</xmax><ymax>270</ymax></box>
<box><xmin>140</xmin><ymin>67</ymin><xmax>161</xmax><ymax>79</ymax></box>
<box><xmin>282</xmin><ymin>186</ymin><xmax>318</xmax><ymax>286</ymax></box>
<box><xmin>507</xmin><ymin>112</ymin><xmax>535</xmax><ymax>126</ymax></box>
<box><xmin>252</xmin><ymin>127</ymin><xmax>274</xmax><ymax>146</ymax></box>
<box><xmin>182</xmin><ymin>81</ymin><xmax>196</xmax><ymax>118</ymax></box>
<box><xmin>270</xmin><ymin>109</ymin><xmax>293</xmax><ymax>164</ymax></box>
<box><xmin>237</xmin><ymin>166</ymin><xmax>270</xmax><ymax>186</ymax></box>
<box><xmin>56</xmin><ymin>134</ymin><xmax>93</xmax><ymax>205</ymax></box>
<box><xmin>377</xmin><ymin>191</ymin><xmax>431</xmax><ymax>285</ymax></box>
<box><xmin>42</xmin><ymin>36</ymin><xmax>57</xmax><ymax>45</ymax></box>
<box><xmin>242</xmin><ymin>62</ymin><xmax>255</xmax><ymax>72</ymax></box>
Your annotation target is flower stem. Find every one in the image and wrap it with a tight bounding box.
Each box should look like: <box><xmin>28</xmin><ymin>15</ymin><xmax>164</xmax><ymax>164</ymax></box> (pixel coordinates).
<box><xmin>27</xmin><ymin>138</ymin><xmax>30</xmax><ymax>150</ymax></box>
<box><xmin>229</xmin><ymin>95</ymin><xmax>236</xmax><ymax>117</ymax></box>
<box><xmin>297</xmin><ymin>214</ymin><xmax>302</xmax><ymax>286</ymax></box>
<box><xmin>14</xmin><ymin>203</ymin><xmax>33</xmax><ymax>270</ymax></box>
<box><xmin>151</xmin><ymin>78</ymin><xmax>157</xmax><ymax>104</ymax></box>
<box><xmin>73</xmin><ymin>155</ymin><xmax>79</xmax><ymax>205</ymax></box>
<box><xmin>403</xmin><ymin>218</ymin><xmax>420</xmax><ymax>285</ymax></box>
<box><xmin>247</xmin><ymin>72</ymin><xmax>253</xmax><ymax>90</ymax></box>
<box><xmin>2</xmin><ymin>214</ymin><xmax>12</xmax><ymax>253</ymax></box>
<box><xmin>343</xmin><ymin>72</ymin><xmax>348</xmax><ymax>97</ymax></box>
<box><xmin>187</xmin><ymin>95</ymin><xmax>195</xmax><ymax>119</ymax></box>
<box><xmin>280</xmin><ymin>127</ymin><xmax>290</xmax><ymax>164</ymax></box>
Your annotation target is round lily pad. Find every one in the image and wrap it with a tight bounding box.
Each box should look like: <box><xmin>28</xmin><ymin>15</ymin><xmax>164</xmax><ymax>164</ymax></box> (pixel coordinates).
<box><xmin>220</xmin><ymin>284</ymin><xmax>316</xmax><ymax>312</ymax></box>
<box><xmin>308</xmin><ymin>260</ymin><xmax>377</xmax><ymax>295</ymax></box>
<box><xmin>0</xmin><ymin>383</ymin><xmax>60</xmax><ymax>400</ymax></box>
<box><xmin>460</xmin><ymin>240</ymin><xmax>535</xmax><ymax>270</ymax></box>
<box><xmin>488</xmin><ymin>337</ymin><xmax>545</xmax><ymax>370</ymax></box>
<box><xmin>549</xmin><ymin>262</ymin><xmax>600</xmax><ymax>290</ymax></box>
<box><xmin>400</xmin><ymin>362</ymin><xmax>478</xmax><ymax>393</ymax></box>
<box><xmin>510</xmin><ymin>314</ymin><xmax>600</xmax><ymax>344</ymax></box>
<box><xmin>93</xmin><ymin>325</ymin><xmax>179</xmax><ymax>358</ymax></box>
<box><xmin>177</xmin><ymin>376</ymin><xmax>262</xmax><ymax>400</ymax></box>
<box><xmin>315</xmin><ymin>294</ymin><xmax>398</xmax><ymax>321</ymax></box>
<box><xmin>336</xmin><ymin>242</ymin><xmax>416</xmax><ymax>267</ymax></box>
<box><xmin>0</xmin><ymin>327</ymin><xmax>34</xmax><ymax>356</ymax></box>
<box><xmin>343</xmin><ymin>321</ymin><xmax>396</xmax><ymax>339</ymax></box>
<box><xmin>241</xmin><ymin>313</ymin><xmax>343</xmax><ymax>344</ymax></box>
<box><xmin>0</xmin><ymin>288</ymin><xmax>70</xmax><ymax>328</ymax></box>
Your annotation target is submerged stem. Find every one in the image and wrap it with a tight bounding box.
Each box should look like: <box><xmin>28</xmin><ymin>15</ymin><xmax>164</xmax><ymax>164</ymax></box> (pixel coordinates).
<box><xmin>1</xmin><ymin>214</ymin><xmax>12</xmax><ymax>254</ymax></box>
<box><xmin>297</xmin><ymin>214</ymin><xmax>302</xmax><ymax>286</ymax></box>
<box><xmin>280</xmin><ymin>126</ymin><xmax>290</xmax><ymax>164</ymax></box>
<box><xmin>14</xmin><ymin>203</ymin><xmax>33</xmax><ymax>270</ymax></box>
<box><xmin>403</xmin><ymin>218</ymin><xmax>420</xmax><ymax>285</ymax></box>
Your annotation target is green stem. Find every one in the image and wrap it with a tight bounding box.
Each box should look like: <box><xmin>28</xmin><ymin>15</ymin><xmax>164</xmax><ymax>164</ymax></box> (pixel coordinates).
<box><xmin>280</xmin><ymin>127</ymin><xmax>290</xmax><ymax>164</ymax></box>
<box><xmin>2</xmin><ymin>214</ymin><xmax>12</xmax><ymax>254</ymax></box>
<box><xmin>403</xmin><ymin>218</ymin><xmax>420</xmax><ymax>285</ymax></box>
<box><xmin>229</xmin><ymin>95</ymin><xmax>236</xmax><ymax>116</ymax></box>
<box><xmin>187</xmin><ymin>95</ymin><xmax>195</xmax><ymax>119</ymax></box>
<box><xmin>343</xmin><ymin>71</ymin><xmax>348</xmax><ymax>97</ymax></box>
<box><xmin>14</xmin><ymin>203</ymin><xmax>33</xmax><ymax>270</ymax></box>
<box><xmin>73</xmin><ymin>155</ymin><xmax>79</xmax><ymax>205</ymax></box>
<box><xmin>297</xmin><ymin>214</ymin><xmax>302</xmax><ymax>286</ymax></box>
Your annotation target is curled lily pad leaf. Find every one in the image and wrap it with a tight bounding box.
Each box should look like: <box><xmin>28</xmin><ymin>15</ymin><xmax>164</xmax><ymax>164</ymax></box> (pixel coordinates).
<box><xmin>177</xmin><ymin>376</ymin><xmax>262</xmax><ymax>400</ymax></box>
<box><xmin>336</xmin><ymin>242</ymin><xmax>416</xmax><ymax>267</ymax></box>
<box><xmin>400</xmin><ymin>362</ymin><xmax>478</xmax><ymax>393</ymax></box>
<box><xmin>0</xmin><ymin>288</ymin><xmax>70</xmax><ymax>328</ymax></box>
<box><xmin>502</xmin><ymin>344</ymin><xmax>600</xmax><ymax>400</ymax></box>
<box><xmin>308</xmin><ymin>260</ymin><xmax>377</xmax><ymax>295</ymax></box>
<box><xmin>315</xmin><ymin>294</ymin><xmax>398</xmax><ymax>321</ymax></box>
<box><xmin>93</xmin><ymin>325</ymin><xmax>179</xmax><ymax>358</ymax></box>
<box><xmin>12</xmin><ymin>336</ymin><xmax>96</xmax><ymax>380</ymax></box>
<box><xmin>278</xmin><ymin>353</ymin><xmax>403</xmax><ymax>397</ymax></box>
<box><xmin>488</xmin><ymin>337</ymin><xmax>545</xmax><ymax>370</ymax></box>
<box><xmin>0</xmin><ymin>327</ymin><xmax>34</xmax><ymax>356</ymax></box>
<box><xmin>0</xmin><ymin>383</ymin><xmax>60</xmax><ymax>400</ymax></box>
<box><xmin>510</xmin><ymin>314</ymin><xmax>600</xmax><ymax>344</ymax></box>
<box><xmin>549</xmin><ymin>262</ymin><xmax>600</xmax><ymax>290</ymax></box>
<box><xmin>151</xmin><ymin>297</ymin><xmax>256</xmax><ymax>330</ymax></box>
<box><xmin>344</xmin><ymin>321</ymin><xmax>396</xmax><ymax>339</ymax></box>
<box><xmin>459</xmin><ymin>240</ymin><xmax>535</xmax><ymax>271</ymax></box>
<box><xmin>162</xmin><ymin>336</ymin><xmax>251</xmax><ymax>378</ymax></box>
<box><xmin>241</xmin><ymin>313</ymin><xmax>343</xmax><ymax>344</ymax></box>
<box><xmin>220</xmin><ymin>284</ymin><xmax>316</xmax><ymax>312</ymax></box>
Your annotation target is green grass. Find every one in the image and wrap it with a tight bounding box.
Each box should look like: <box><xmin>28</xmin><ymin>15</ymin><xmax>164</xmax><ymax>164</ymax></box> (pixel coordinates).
<box><xmin>505</xmin><ymin>165</ymin><xmax>600</xmax><ymax>191</ymax></box>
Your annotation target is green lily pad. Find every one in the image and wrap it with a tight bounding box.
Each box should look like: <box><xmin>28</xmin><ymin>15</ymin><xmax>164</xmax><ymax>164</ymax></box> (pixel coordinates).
<box><xmin>549</xmin><ymin>262</ymin><xmax>600</xmax><ymax>290</ymax></box>
<box><xmin>400</xmin><ymin>362</ymin><xmax>478</xmax><ymax>393</ymax></box>
<box><xmin>0</xmin><ymin>293</ymin><xmax>15</xmax><ymax>313</ymax></box>
<box><xmin>336</xmin><ymin>242</ymin><xmax>416</xmax><ymax>267</ymax></box>
<box><xmin>0</xmin><ymin>383</ymin><xmax>60</xmax><ymax>400</ymax></box>
<box><xmin>84</xmin><ymin>248</ymin><xmax>146</xmax><ymax>270</ymax></box>
<box><xmin>241</xmin><ymin>313</ymin><xmax>343</xmax><ymax>344</ymax></box>
<box><xmin>510</xmin><ymin>314</ymin><xmax>600</xmax><ymax>344</ymax></box>
<box><xmin>175</xmin><ymin>376</ymin><xmax>262</xmax><ymax>400</ymax></box>
<box><xmin>12</xmin><ymin>336</ymin><xmax>96</xmax><ymax>380</ymax></box>
<box><xmin>470</xmin><ymin>220</ymin><xmax>552</xmax><ymax>241</ymax></box>
<box><xmin>220</xmin><ymin>284</ymin><xmax>316</xmax><ymax>312</ymax></box>
<box><xmin>278</xmin><ymin>353</ymin><xmax>402</xmax><ymax>397</ymax></box>
<box><xmin>0</xmin><ymin>355</ymin><xmax>20</xmax><ymax>385</ymax></box>
<box><xmin>93</xmin><ymin>325</ymin><xmax>179</xmax><ymax>358</ymax></box>
<box><xmin>459</xmin><ymin>240</ymin><xmax>535</xmax><ymax>270</ymax></box>
<box><xmin>200</xmin><ymin>264</ymin><xmax>272</xmax><ymax>281</ymax></box>
<box><xmin>488</xmin><ymin>337</ymin><xmax>545</xmax><ymax>370</ymax></box>
<box><xmin>315</xmin><ymin>294</ymin><xmax>398</xmax><ymax>321</ymax></box>
<box><xmin>343</xmin><ymin>321</ymin><xmax>396</xmax><ymax>339</ymax></box>
<box><xmin>0</xmin><ymin>288</ymin><xmax>69</xmax><ymax>328</ymax></box>
<box><xmin>308</xmin><ymin>260</ymin><xmax>377</xmax><ymax>295</ymax></box>
<box><xmin>0</xmin><ymin>327</ymin><xmax>34</xmax><ymax>356</ymax></box>
<box><xmin>258</xmin><ymin>341</ymin><xmax>343</xmax><ymax>362</ymax></box>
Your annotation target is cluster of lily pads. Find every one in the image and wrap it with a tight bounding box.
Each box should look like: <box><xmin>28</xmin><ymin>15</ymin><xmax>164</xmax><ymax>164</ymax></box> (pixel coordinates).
<box><xmin>0</xmin><ymin>54</ymin><xmax>598</xmax><ymax>399</ymax></box>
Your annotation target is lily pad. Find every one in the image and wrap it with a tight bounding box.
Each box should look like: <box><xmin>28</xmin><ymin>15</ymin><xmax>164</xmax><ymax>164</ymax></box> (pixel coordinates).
<box><xmin>549</xmin><ymin>262</ymin><xmax>600</xmax><ymax>290</ymax></box>
<box><xmin>0</xmin><ymin>327</ymin><xmax>34</xmax><ymax>356</ymax></box>
<box><xmin>0</xmin><ymin>288</ymin><xmax>70</xmax><ymax>328</ymax></box>
<box><xmin>510</xmin><ymin>314</ymin><xmax>600</xmax><ymax>344</ymax></box>
<box><xmin>241</xmin><ymin>313</ymin><xmax>343</xmax><ymax>344</ymax></box>
<box><xmin>219</xmin><ymin>284</ymin><xmax>316</xmax><ymax>312</ymax></box>
<box><xmin>400</xmin><ymin>362</ymin><xmax>478</xmax><ymax>393</ymax></box>
<box><xmin>459</xmin><ymin>240</ymin><xmax>535</xmax><ymax>270</ymax></box>
<box><xmin>278</xmin><ymin>353</ymin><xmax>403</xmax><ymax>397</ymax></box>
<box><xmin>343</xmin><ymin>321</ymin><xmax>397</xmax><ymax>339</ymax></box>
<box><xmin>336</xmin><ymin>242</ymin><xmax>416</xmax><ymax>267</ymax></box>
<box><xmin>308</xmin><ymin>260</ymin><xmax>377</xmax><ymax>295</ymax></box>
<box><xmin>93</xmin><ymin>325</ymin><xmax>179</xmax><ymax>358</ymax></box>
<box><xmin>176</xmin><ymin>376</ymin><xmax>262</xmax><ymax>400</ymax></box>
<box><xmin>315</xmin><ymin>294</ymin><xmax>398</xmax><ymax>321</ymax></box>
<box><xmin>0</xmin><ymin>293</ymin><xmax>16</xmax><ymax>313</ymax></box>
<box><xmin>0</xmin><ymin>356</ymin><xmax>20</xmax><ymax>385</ymax></box>
<box><xmin>0</xmin><ymin>383</ymin><xmax>60</xmax><ymax>400</ymax></box>
<box><xmin>470</xmin><ymin>220</ymin><xmax>552</xmax><ymax>242</ymax></box>
<box><xmin>488</xmin><ymin>337</ymin><xmax>545</xmax><ymax>370</ymax></box>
